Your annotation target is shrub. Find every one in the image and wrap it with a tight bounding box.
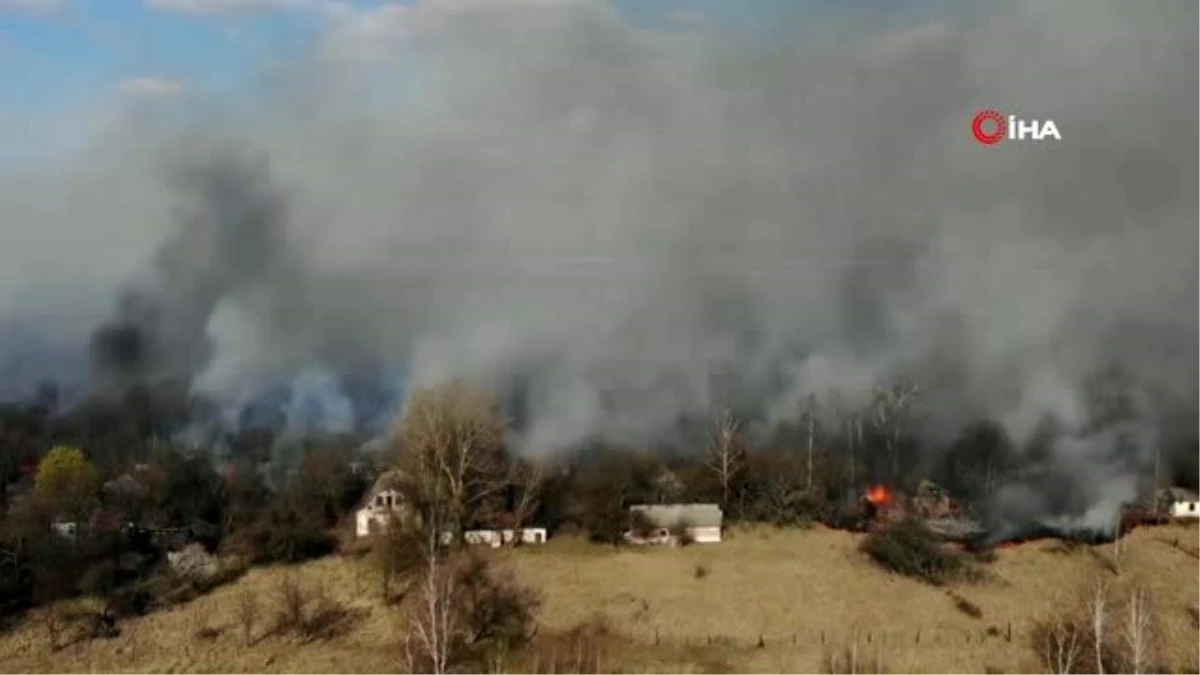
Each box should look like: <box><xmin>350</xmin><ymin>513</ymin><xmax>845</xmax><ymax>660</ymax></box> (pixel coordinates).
<box><xmin>693</xmin><ymin>563</ymin><xmax>709</xmax><ymax>580</ymax></box>
<box><xmin>950</xmin><ymin>592</ymin><xmax>983</xmax><ymax>619</ymax></box>
<box><xmin>524</xmin><ymin>617</ymin><xmax>613</xmax><ymax>674</ymax></box>
<box><xmin>454</xmin><ymin>552</ymin><xmax>541</xmax><ymax>649</ymax></box>
<box><xmin>860</xmin><ymin>518</ymin><xmax>972</xmax><ymax>586</ymax></box>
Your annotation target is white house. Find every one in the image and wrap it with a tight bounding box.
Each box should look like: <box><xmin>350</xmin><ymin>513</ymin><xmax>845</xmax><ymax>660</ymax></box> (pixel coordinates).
<box><xmin>1162</xmin><ymin>487</ymin><xmax>1199</xmax><ymax>519</ymax></box>
<box><xmin>355</xmin><ymin>471</ymin><xmax>411</xmax><ymax>537</ymax></box>
<box><xmin>625</xmin><ymin>503</ymin><xmax>723</xmax><ymax>545</ymax></box>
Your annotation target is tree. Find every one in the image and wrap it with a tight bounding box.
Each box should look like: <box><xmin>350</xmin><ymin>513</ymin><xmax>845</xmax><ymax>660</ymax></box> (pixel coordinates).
<box><xmin>797</xmin><ymin>395</ymin><xmax>822</xmax><ymax>492</ymax></box>
<box><xmin>1123</xmin><ymin>588</ymin><xmax>1152</xmax><ymax>675</ymax></box>
<box><xmin>870</xmin><ymin>379</ymin><xmax>921</xmax><ymax>479</ymax></box>
<box><xmin>705</xmin><ymin>410</ymin><xmax>746</xmax><ymax>513</ymax></box>
<box><xmin>394</xmin><ymin>381</ymin><xmax>509</xmax><ymax>541</ymax></box>
<box><xmin>33</xmin><ymin>446</ymin><xmax>100</xmax><ymax>521</ymax></box>
<box><xmin>505</xmin><ymin>459</ymin><xmax>544</xmax><ymax>542</ymax></box>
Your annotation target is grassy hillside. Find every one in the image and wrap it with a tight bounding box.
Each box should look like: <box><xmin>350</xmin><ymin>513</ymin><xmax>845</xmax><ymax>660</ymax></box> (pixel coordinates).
<box><xmin>1</xmin><ymin>523</ymin><xmax>1197</xmax><ymax>673</ymax></box>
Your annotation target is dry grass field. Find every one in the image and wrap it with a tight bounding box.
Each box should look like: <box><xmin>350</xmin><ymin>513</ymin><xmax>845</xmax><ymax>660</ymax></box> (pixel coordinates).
<box><xmin>1</xmin><ymin>523</ymin><xmax>1196</xmax><ymax>673</ymax></box>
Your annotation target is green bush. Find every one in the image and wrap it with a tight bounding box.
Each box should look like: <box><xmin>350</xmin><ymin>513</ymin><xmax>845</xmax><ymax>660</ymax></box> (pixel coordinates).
<box><xmin>860</xmin><ymin>518</ymin><xmax>973</xmax><ymax>586</ymax></box>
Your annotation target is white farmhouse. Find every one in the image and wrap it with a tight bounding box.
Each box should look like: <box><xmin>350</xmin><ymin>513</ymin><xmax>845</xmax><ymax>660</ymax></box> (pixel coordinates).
<box><xmin>355</xmin><ymin>471</ymin><xmax>411</xmax><ymax>537</ymax></box>
<box><xmin>1162</xmin><ymin>487</ymin><xmax>1199</xmax><ymax>520</ymax></box>
<box><xmin>625</xmin><ymin>503</ymin><xmax>723</xmax><ymax>545</ymax></box>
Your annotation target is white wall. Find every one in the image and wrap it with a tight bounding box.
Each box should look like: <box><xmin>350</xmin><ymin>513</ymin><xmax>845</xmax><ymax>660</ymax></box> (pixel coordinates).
<box><xmin>687</xmin><ymin>526</ymin><xmax>722</xmax><ymax>543</ymax></box>
<box><xmin>356</xmin><ymin>510</ymin><xmax>390</xmax><ymax>537</ymax></box>
<box><xmin>1171</xmin><ymin>501</ymin><xmax>1199</xmax><ymax>519</ymax></box>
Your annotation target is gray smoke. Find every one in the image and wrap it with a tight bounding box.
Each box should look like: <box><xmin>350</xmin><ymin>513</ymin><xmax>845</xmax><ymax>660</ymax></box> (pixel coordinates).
<box><xmin>0</xmin><ymin>0</ymin><xmax>1195</xmax><ymax>532</ymax></box>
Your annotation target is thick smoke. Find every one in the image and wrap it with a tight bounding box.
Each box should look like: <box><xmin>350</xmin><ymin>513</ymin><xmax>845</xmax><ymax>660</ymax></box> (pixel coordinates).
<box><xmin>0</xmin><ymin>0</ymin><xmax>1195</xmax><ymax>532</ymax></box>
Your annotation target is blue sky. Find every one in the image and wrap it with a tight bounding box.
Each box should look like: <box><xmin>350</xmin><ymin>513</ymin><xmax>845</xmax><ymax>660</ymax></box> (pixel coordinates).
<box><xmin>0</xmin><ymin>0</ymin><xmax>951</xmax><ymax>160</ymax></box>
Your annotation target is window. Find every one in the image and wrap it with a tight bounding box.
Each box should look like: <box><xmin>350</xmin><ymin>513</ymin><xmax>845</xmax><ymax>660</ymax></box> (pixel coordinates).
<box><xmin>534</xmin><ymin>532</ymin><xmax>544</xmax><ymax>543</ymax></box>
<box><xmin>1189</xmin><ymin>503</ymin><xmax>1196</xmax><ymax>513</ymax></box>
<box><xmin>375</xmin><ymin>495</ymin><xmax>384</xmax><ymax>507</ymax></box>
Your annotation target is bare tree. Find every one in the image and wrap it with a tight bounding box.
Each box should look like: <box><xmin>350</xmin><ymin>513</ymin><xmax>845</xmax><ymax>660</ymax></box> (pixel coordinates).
<box><xmin>1088</xmin><ymin>579</ymin><xmax>1111</xmax><ymax>675</ymax></box>
<box><xmin>706</xmin><ymin>410</ymin><xmax>746</xmax><ymax>512</ymax></box>
<box><xmin>870</xmin><ymin>379</ymin><xmax>921</xmax><ymax>478</ymax></box>
<box><xmin>798</xmin><ymin>394</ymin><xmax>820</xmax><ymax>492</ymax></box>
<box><xmin>400</xmin><ymin>515</ymin><xmax>460</xmax><ymax>675</ymax></box>
<box><xmin>394</xmin><ymin>380</ymin><xmax>509</xmax><ymax>541</ymax></box>
<box><xmin>1035</xmin><ymin>611</ymin><xmax>1086</xmax><ymax>674</ymax></box>
<box><xmin>1124</xmin><ymin>588</ymin><xmax>1152</xmax><ymax>675</ymax></box>
<box><xmin>507</xmin><ymin>459</ymin><xmax>544</xmax><ymax>545</ymax></box>
<box><xmin>1111</xmin><ymin>523</ymin><xmax>1127</xmax><ymax>575</ymax></box>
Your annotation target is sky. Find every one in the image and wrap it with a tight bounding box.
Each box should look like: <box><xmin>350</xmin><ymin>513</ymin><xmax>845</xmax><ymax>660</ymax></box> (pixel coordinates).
<box><xmin>0</xmin><ymin>0</ymin><xmax>957</xmax><ymax>161</ymax></box>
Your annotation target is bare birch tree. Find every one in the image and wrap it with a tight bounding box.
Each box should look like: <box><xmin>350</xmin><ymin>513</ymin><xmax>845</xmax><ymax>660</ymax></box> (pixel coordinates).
<box><xmin>706</xmin><ymin>410</ymin><xmax>746</xmax><ymax>512</ymax></box>
<box><xmin>399</xmin><ymin>511</ymin><xmax>459</xmax><ymax>674</ymax></box>
<box><xmin>507</xmin><ymin>459</ymin><xmax>544</xmax><ymax>545</ymax></box>
<box><xmin>394</xmin><ymin>380</ymin><xmax>509</xmax><ymax>541</ymax></box>
<box><xmin>1037</xmin><ymin>611</ymin><xmax>1085</xmax><ymax>675</ymax></box>
<box><xmin>870</xmin><ymin>379</ymin><xmax>921</xmax><ymax>478</ymax></box>
<box><xmin>1124</xmin><ymin>588</ymin><xmax>1152</xmax><ymax>675</ymax></box>
<box><xmin>1088</xmin><ymin>578</ymin><xmax>1111</xmax><ymax>675</ymax></box>
<box><xmin>798</xmin><ymin>394</ymin><xmax>820</xmax><ymax>493</ymax></box>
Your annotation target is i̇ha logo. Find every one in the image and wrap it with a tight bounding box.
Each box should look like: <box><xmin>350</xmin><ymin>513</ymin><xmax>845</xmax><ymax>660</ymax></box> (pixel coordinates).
<box><xmin>971</xmin><ymin>109</ymin><xmax>1061</xmax><ymax>145</ymax></box>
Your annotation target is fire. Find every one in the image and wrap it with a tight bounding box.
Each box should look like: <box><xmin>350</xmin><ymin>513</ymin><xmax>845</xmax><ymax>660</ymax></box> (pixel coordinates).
<box><xmin>864</xmin><ymin>484</ymin><xmax>894</xmax><ymax>508</ymax></box>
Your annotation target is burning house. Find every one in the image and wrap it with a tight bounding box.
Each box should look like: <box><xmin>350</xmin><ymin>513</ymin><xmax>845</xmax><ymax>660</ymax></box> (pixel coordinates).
<box><xmin>825</xmin><ymin>481</ymin><xmax>985</xmax><ymax>543</ymax></box>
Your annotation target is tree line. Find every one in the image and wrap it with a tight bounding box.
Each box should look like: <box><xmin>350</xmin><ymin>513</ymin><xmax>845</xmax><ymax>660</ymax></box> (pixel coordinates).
<box><xmin>0</xmin><ymin>369</ymin><xmax>1195</xmax><ymax>624</ymax></box>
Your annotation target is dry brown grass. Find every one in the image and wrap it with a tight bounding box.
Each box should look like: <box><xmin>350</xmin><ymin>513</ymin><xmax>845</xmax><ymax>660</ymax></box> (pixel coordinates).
<box><xmin>0</xmin><ymin>524</ymin><xmax>1195</xmax><ymax>673</ymax></box>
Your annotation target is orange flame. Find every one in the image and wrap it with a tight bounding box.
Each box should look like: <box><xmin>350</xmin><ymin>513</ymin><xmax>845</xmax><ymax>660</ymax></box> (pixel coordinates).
<box><xmin>864</xmin><ymin>484</ymin><xmax>894</xmax><ymax>508</ymax></box>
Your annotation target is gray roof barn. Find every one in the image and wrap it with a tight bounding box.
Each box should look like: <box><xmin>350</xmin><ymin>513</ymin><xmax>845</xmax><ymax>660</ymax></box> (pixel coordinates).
<box><xmin>630</xmin><ymin>503</ymin><xmax>723</xmax><ymax>529</ymax></box>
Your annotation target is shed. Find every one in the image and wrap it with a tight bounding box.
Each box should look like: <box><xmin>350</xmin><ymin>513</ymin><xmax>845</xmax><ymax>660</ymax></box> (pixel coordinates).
<box><xmin>626</xmin><ymin>503</ymin><xmax>723</xmax><ymax>544</ymax></box>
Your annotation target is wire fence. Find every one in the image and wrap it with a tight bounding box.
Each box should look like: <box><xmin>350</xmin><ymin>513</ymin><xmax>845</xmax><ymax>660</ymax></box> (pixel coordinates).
<box><xmin>624</xmin><ymin>621</ymin><xmax>1022</xmax><ymax>651</ymax></box>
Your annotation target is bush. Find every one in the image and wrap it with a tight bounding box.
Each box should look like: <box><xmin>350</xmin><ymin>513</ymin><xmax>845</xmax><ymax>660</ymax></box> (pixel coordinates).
<box><xmin>454</xmin><ymin>552</ymin><xmax>540</xmax><ymax>649</ymax></box>
<box><xmin>950</xmin><ymin>592</ymin><xmax>983</xmax><ymax>619</ymax></box>
<box><xmin>860</xmin><ymin>519</ymin><xmax>973</xmax><ymax>586</ymax></box>
<box><xmin>523</xmin><ymin>617</ymin><xmax>614</xmax><ymax>674</ymax></box>
<box><xmin>271</xmin><ymin>574</ymin><xmax>356</xmax><ymax>642</ymax></box>
<box><xmin>243</xmin><ymin>499</ymin><xmax>337</xmax><ymax>564</ymax></box>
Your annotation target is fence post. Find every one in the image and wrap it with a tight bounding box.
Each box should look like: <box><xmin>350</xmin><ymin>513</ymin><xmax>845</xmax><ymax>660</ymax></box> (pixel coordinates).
<box><xmin>1006</xmin><ymin>621</ymin><xmax>1011</xmax><ymax>643</ymax></box>
<box><xmin>820</xmin><ymin>630</ymin><xmax>825</xmax><ymax>645</ymax></box>
<box><xmin>757</xmin><ymin>634</ymin><xmax>765</xmax><ymax>649</ymax></box>
<box><xmin>792</xmin><ymin>633</ymin><xmax>797</xmax><ymax>646</ymax></box>
<box><xmin>915</xmin><ymin>628</ymin><xmax>920</xmax><ymax>645</ymax></box>
<box><xmin>655</xmin><ymin>626</ymin><xmax>660</xmax><ymax>646</ymax></box>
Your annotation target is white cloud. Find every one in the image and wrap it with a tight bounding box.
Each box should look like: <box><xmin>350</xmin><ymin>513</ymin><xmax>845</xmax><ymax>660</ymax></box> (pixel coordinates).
<box><xmin>120</xmin><ymin>77</ymin><xmax>188</xmax><ymax>97</ymax></box>
<box><xmin>144</xmin><ymin>0</ymin><xmax>312</xmax><ymax>15</ymax></box>
<box><xmin>320</xmin><ymin>0</ymin><xmax>599</xmax><ymax>63</ymax></box>
<box><xmin>0</xmin><ymin>0</ymin><xmax>64</xmax><ymax>15</ymax></box>
<box><xmin>664</xmin><ymin>8</ymin><xmax>711</xmax><ymax>27</ymax></box>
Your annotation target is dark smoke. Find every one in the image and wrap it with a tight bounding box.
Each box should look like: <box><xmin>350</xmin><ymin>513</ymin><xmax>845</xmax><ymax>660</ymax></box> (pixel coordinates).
<box><xmin>90</xmin><ymin>149</ymin><xmax>288</xmax><ymax>395</ymax></box>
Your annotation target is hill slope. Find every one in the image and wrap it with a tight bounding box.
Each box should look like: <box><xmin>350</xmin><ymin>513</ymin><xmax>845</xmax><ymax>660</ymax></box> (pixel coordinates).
<box><xmin>1</xmin><ymin>524</ymin><xmax>1196</xmax><ymax>673</ymax></box>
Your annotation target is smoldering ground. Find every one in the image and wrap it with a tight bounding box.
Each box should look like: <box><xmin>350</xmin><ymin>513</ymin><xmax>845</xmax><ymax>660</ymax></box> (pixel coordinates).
<box><xmin>0</xmin><ymin>1</ymin><xmax>1195</xmax><ymax>530</ymax></box>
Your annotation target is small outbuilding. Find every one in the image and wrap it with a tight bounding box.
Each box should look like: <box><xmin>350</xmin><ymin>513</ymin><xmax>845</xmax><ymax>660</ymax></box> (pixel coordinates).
<box><xmin>625</xmin><ymin>503</ymin><xmax>723</xmax><ymax>545</ymax></box>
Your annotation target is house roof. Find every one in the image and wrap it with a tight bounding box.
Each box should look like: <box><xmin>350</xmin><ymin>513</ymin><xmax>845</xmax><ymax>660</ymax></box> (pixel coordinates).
<box><xmin>358</xmin><ymin>469</ymin><xmax>409</xmax><ymax>510</ymax></box>
<box><xmin>630</xmin><ymin>503</ymin><xmax>723</xmax><ymax>528</ymax></box>
<box><xmin>1161</xmin><ymin>487</ymin><xmax>1199</xmax><ymax>502</ymax></box>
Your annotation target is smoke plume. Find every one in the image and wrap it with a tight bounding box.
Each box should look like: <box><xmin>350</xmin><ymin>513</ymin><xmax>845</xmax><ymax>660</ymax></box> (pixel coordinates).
<box><xmin>0</xmin><ymin>0</ymin><xmax>1195</xmax><ymax>532</ymax></box>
